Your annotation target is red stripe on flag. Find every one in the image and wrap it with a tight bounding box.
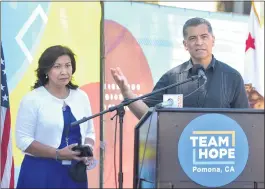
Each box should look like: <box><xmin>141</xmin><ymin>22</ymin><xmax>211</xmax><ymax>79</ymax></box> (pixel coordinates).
<box><xmin>9</xmin><ymin>158</ymin><xmax>14</xmax><ymax>188</ymax></box>
<box><xmin>1</xmin><ymin>109</ymin><xmax>11</xmax><ymax>180</ymax></box>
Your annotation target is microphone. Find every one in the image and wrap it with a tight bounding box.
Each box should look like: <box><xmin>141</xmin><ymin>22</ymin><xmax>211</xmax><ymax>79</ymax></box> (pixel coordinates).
<box><xmin>155</xmin><ymin>98</ymin><xmax>174</xmax><ymax>109</ymax></box>
<box><xmin>198</xmin><ymin>69</ymin><xmax>207</xmax><ymax>81</ymax></box>
<box><xmin>192</xmin><ymin>64</ymin><xmax>207</xmax><ymax>81</ymax></box>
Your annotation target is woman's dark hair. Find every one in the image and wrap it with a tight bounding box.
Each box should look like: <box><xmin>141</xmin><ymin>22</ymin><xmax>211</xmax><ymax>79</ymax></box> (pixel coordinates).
<box><xmin>32</xmin><ymin>45</ymin><xmax>79</xmax><ymax>90</ymax></box>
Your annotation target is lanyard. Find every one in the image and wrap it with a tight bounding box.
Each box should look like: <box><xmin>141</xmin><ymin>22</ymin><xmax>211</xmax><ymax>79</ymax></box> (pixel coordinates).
<box><xmin>62</xmin><ymin>103</ymin><xmax>81</xmax><ymax>146</ymax></box>
<box><xmin>63</xmin><ymin>102</ymin><xmax>71</xmax><ymax>146</ymax></box>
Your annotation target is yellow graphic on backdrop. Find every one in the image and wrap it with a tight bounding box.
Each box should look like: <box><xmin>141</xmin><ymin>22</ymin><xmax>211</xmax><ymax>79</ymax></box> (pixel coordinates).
<box><xmin>10</xmin><ymin>2</ymin><xmax>101</xmax><ymax>166</ymax></box>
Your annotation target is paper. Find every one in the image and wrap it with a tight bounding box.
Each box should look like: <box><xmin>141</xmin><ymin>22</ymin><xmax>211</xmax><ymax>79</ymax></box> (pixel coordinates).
<box><xmin>163</xmin><ymin>94</ymin><xmax>183</xmax><ymax>108</ymax></box>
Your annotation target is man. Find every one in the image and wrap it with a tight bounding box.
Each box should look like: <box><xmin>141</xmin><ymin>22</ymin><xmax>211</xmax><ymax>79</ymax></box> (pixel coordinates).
<box><xmin>111</xmin><ymin>17</ymin><xmax>250</xmax><ymax>120</ymax></box>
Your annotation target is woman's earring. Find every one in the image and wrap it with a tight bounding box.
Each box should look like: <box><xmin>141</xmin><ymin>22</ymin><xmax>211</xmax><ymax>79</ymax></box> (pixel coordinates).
<box><xmin>45</xmin><ymin>74</ymin><xmax>48</xmax><ymax>79</ymax></box>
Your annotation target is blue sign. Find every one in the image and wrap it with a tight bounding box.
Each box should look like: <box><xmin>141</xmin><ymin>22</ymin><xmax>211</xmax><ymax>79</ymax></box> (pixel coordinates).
<box><xmin>178</xmin><ymin>114</ymin><xmax>249</xmax><ymax>187</ymax></box>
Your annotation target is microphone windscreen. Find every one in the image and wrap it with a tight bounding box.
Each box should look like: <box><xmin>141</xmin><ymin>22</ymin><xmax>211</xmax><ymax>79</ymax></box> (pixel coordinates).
<box><xmin>191</xmin><ymin>64</ymin><xmax>204</xmax><ymax>75</ymax></box>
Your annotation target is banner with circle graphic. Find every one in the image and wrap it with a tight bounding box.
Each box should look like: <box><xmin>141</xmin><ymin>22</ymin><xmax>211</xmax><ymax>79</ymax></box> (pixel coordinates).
<box><xmin>178</xmin><ymin>114</ymin><xmax>249</xmax><ymax>187</ymax></box>
<box><xmin>1</xmin><ymin>2</ymin><xmax>101</xmax><ymax>187</ymax></box>
<box><xmin>104</xmin><ymin>2</ymin><xmax>250</xmax><ymax>188</ymax></box>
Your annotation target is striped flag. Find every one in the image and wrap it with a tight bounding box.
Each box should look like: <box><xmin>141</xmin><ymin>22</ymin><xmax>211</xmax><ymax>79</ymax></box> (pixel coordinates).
<box><xmin>244</xmin><ymin>1</ymin><xmax>264</xmax><ymax>109</ymax></box>
<box><xmin>1</xmin><ymin>44</ymin><xmax>15</xmax><ymax>188</ymax></box>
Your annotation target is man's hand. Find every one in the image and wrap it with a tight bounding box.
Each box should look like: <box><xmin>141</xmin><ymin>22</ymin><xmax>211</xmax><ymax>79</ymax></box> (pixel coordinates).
<box><xmin>110</xmin><ymin>67</ymin><xmax>149</xmax><ymax>120</ymax></box>
<box><xmin>110</xmin><ymin>67</ymin><xmax>130</xmax><ymax>95</ymax></box>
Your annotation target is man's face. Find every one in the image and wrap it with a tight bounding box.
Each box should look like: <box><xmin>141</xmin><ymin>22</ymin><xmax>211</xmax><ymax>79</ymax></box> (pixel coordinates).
<box><xmin>183</xmin><ymin>24</ymin><xmax>215</xmax><ymax>60</ymax></box>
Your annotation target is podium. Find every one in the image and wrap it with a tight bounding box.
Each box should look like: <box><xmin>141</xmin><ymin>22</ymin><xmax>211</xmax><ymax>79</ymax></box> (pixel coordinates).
<box><xmin>133</xmin><ymin>108</ymin><xmax>264</xmax><ymax>188</ymax></box>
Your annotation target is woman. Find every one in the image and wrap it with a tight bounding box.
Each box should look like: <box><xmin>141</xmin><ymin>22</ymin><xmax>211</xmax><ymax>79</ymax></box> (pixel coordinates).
<box><xmin>15</xmin><ymin>45</ymin><xmax>95</xmax><ymax>188</ymax></box>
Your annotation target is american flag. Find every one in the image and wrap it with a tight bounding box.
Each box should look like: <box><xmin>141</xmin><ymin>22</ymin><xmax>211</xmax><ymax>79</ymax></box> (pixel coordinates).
<box><xmin>1</xmin><ymin>44</ymin><xmax>15</xmax><ymax>188</ymax></box>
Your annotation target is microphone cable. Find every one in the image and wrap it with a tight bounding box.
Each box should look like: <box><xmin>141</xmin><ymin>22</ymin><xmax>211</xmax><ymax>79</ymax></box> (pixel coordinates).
<box><xmin>141</xmin><ymin>78</ymin><xmax>207</xmax><ymax>104</ymax></box>
<box><xmin>184</xmin><ymin>77</ymin><xmax>207</xmax><ymax>99</ymax></box>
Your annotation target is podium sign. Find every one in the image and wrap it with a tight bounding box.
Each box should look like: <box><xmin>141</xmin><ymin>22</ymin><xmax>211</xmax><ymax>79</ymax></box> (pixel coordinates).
<box><xmin>133</xmin><ymin>108</ymin><xmax>264</xmax><ymax>188</ymax></box>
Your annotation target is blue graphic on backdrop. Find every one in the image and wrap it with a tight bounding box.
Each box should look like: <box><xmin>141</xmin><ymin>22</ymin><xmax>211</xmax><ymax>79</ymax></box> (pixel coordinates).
<box><xmin>1</xmin><ymin>2</ymin><xmax>50</xmax><ymax>91</ymax></box>
<box><xmin>178</xmin><ymin>114</ymin><xmax>249</xmax><ymax>187</ymax></box>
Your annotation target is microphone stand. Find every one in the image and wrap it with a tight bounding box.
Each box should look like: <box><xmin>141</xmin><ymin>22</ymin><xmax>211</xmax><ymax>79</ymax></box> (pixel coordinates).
<box><xmin>71</xmin><ymin>74</ymin><xmax>200</xmax><ymax>189</ymax></box>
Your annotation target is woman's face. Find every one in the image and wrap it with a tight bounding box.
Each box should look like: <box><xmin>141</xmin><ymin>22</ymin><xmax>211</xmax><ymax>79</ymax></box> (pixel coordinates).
<box><xmin>46</xmin><ymin>55</ymin><xmax>73</xmax><ymax>88</ymax></box>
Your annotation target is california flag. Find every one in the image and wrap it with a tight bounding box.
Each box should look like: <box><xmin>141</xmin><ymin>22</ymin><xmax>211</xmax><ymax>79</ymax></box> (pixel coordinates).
<box><xmin>244</xmin><ymin>1</ymin><xmax>264</xmax><ymax>109</ymax></box>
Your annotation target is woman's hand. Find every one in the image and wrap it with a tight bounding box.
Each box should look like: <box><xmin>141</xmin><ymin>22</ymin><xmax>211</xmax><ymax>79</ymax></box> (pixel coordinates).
<box><xmin>57</xmin><ymin>143</ymin><xmax>82</xmax><ymax>161</ymax></box>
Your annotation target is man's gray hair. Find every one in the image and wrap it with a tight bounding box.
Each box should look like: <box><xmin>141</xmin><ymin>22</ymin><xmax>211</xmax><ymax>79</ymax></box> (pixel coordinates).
<box><xmin>183</xmin><ymin>17</ymin><xmax>213</xmax><ymax>39</ymax></box>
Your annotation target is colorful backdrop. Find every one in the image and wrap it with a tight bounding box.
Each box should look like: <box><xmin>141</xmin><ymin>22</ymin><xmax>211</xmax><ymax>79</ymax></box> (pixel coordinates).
<box><xmin>103</xmin><ymin>2</ymin><xmax>262</xmax><ymax>188</ymax></box>
<box><xmin>1</xmin><ymin>2</ymin><xmax>101</xmax><ymax>188</ymax></box>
